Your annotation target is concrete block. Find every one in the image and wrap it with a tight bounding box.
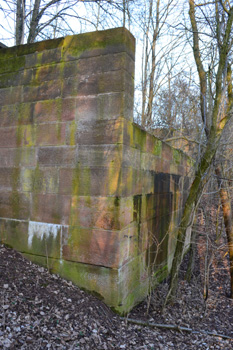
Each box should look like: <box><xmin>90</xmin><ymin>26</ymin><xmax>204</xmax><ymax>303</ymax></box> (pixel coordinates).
<box><xmin>0</xmin><ymin>148</ymin><xmax>36</xmax><ymax>168</ymax></box>
<box><xmin>76</xmin><ymin>118</ymin><xmax>124</xmax><ymax>145</ymax></box>
<box><xmin>0</xmin><ymin>71</ymin><xmax>22</xmax><ymax>89</ymax></box>
<box><xmin>62</xmin><ymin>27</ymin><xmax>135</xmax><ymax>61</ymax></box>
<box><xmin>61</xmin><ymin>98</ymin><xmax>76</xmax><ymax>121</ymax></box>
<box><xmin>36</xmin><ymin>123</ymin><xmax>66</xmax><ymax>146</ymax></box>
<box><xmin>97</xmin><ymin>93</ymin><xmax>124</xmax><ymax>120</ymax></box>
<box><xmin>0</xmin><ymin>218</ymin><xmax>67</xmax><ymax>260</ymax></box>
<box><xmin>17</xmin><ymin>102</ymin><xmax>35</xmax><ymax>125</ymax></box>
<box><xmin>0</xmin><ymin>55</ymin><xmax>25</xmax><ymax>74</ymax></box>
<box><xmin>77</xmin><ymin>52</ymin><xmax>135</xmax><ymax>76</ymax></box>
<box><xmin>23</xmin><ymin>80</ymin><xmax>61</xmax><ymax>102</ymax></box>
<box><xmin>62</xmin><ymin>70</ymin><xmax>133</xmax><ymax>98</ymax></box>
<box><xmin>122</xmin><ymin>145</ymin><xmax>141</xmax><ymax>169</ymax></box>
<box><xmin>0</xmin><ymin>127</ymin><xmax>17</xmax><ymax>148</ymax></box>
<box><xmin>20</xmin><ymin>167</ymin><xmax>59</xmax><ymax>194</ymax></box>
<box><xmin>75</xmin><ymin>96</ymin><xmax>98</xmax><ymax>121</ymax></box>
<box><xmin>0</xmin><ymin>86</ymin><xmax>22</xmax><ymax>105</ymax></box>
<box><xmin>0</xmin><ymin>69</ymin><xmax>34</xmax><ymax>88</ymax></box>
<box><xmin>0</xmin><ymin>105</ymin><xmax>18</xmax><ymax>127</ymax></box>
<box><xmin>0</xmin><ymin>168</ymin><xmax>14</xmax><ymax>190</ymax></box>
<box><xmin>75</xmin><ymin>93</ymin><xmax>132</xmax><ymax>122</ymax></box>
<box><xmin>25</xmin><ymin>47</ymin><xmax>62</xmax><ymax>69</ymax></box>
<box><xmin>27</xmin><ymin>221</ymin><xmax>65</xmax><ymax>258</ymax></box>
<box><xmin>32</xmin><ymin>64</ymin><xmax>62</xmax><ymax>83</ymax></box>
<box><xmin>62</xmin><ymin>223</ymin><xmax>139</xmax><ymax>268</ymax></box>
<box><xmin>31</xmin><ymin>193</ymin><xmax>71</xmax><ymax>225</ymax></box>
<box><xmin>34</xmin><ymin>98</ymin><xmax>77</xmax><ymax>124</ymax></box>
<box><xmin>38</xmin><ymin>146</ymin><xmax>75</xmax><ymax>166</ymax></box>
<box><xmin>132</xmin><ymin>125</ymin><xmax>147</xmax><ymax>152</ymax></box>
<box><xmin>60</xmin><ymin>166</ymin><xmax>120</xmax><ymax>196</ymax></box>
<box><xmin>0</xmin><ymin>190</ymin><xmax>30</xmax><ymax>220</ymax></box>
<box><xmin>162</xmin><ymin>142</ymin><xmax>173</xmax><ymax>161</ymax></box>
<box><xmin>34</xmin><ymin>99</ymin><xmax>61</xmax><ymax>123</ymax></box>
<box><xmin>0</xmin><ymin>219</ymin><xmax>29</xmax><ymax>251</ymax></box>
<box><xmin>68</xmin><ymin>195</ymin><xmax>134</xmax><ymax>230</ymax></box>
<box><xmin>16</xmin><ymin>125</ymin><xmax>36</xmax><ymax>147</ymax></box>
<box><xmin>76</xmin><ymin>144</ymin><xmax>123</xmax><ymax>168</ymax></box>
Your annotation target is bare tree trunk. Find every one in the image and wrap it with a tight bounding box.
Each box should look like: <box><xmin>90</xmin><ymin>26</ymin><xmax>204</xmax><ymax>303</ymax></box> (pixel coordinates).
<box><xmin>166</xmin><ymin>0</ymin><xmax>233</xmax><ymax>303</ymax></box>
<box><xmin>166</xmin><ymin>136</ymin><xmax>218</xmax><ymax>302</ymax></box>
<box><xmin>122</xmin><ymin>0</ymin><xmax>126</xmax><ymax>27</ymax></box>
<box><xmin>215</xmin><ymin>165</ymin><xmax>233</xmax><ymax>296</ymax></box>
<box><xmin>215</xmin><ymin>63</ymin><xmax>233</xmax><ymax>296</ymax></box>
<box><xmin>16</xmin><ymin>0</ymin><xmax>25</xmax><ymax>45</ymax></box>
<box><xmin>141</xmin><ymin>0</ymin><xmax>153</xmax><ymax>126</ymax></box>
<box><xmin>185</xmin><ymin>218</ymin><xmax>197</xmax><ymax>282</ymax></box>
<box><xmin>27</xmin><ymin>0</ymin><xmax>41</xmax><ymax>43</ymax></box>
<box><xmin>146</xmin><ymin>0</ymin><xmax>160</xmax><ymax>124</ymax></box>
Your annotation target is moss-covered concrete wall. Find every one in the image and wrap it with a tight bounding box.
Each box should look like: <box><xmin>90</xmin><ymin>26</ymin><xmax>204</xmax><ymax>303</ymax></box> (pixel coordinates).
<box><xmin>0</xmin><ymin>27</ymin><xmax>191</xmax><ymax>314</ymax></box>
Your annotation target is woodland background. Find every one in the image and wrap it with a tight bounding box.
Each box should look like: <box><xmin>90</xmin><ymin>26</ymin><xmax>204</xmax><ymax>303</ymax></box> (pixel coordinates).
<box><xmin>0</xmin><ymin>1</ymin><xmax>233</xmax><ymax>344</ymax></box>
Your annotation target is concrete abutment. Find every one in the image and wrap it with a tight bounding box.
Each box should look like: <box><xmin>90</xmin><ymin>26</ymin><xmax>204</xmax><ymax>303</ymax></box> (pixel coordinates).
<box><xmin>0</xmin><ymin>27</ymin><xmax>191</xmax><ymax>313</ymax></box>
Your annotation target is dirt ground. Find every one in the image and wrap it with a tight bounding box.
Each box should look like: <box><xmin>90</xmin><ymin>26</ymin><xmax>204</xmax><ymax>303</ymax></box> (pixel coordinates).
<box><xmin>1</xmin><ymin>207</ymin><xmax>233</xmax><ymax>349</ymax></box>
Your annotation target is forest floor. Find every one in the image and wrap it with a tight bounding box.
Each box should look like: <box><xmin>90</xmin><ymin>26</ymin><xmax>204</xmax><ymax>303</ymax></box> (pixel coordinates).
<box><xmin>1</xmin><ymin>203</ymin><xmax>233</xmax><ymax>349</ymax></box>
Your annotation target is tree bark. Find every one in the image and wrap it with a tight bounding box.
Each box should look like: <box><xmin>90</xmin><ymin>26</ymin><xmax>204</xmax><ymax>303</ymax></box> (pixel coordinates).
<box><xmin>146</xmin><ymin>0</ymin><xmax>160</xmax><ymax>123</ymax></box>
<box><xmin>27</xmin><ymin>0</ymin><xmax>41</xmax><ymax>43</ymax></box>
<box><xmin>215</xmin><ymin>165</ymin><xmax>233</xmax><ymax>296</ymax></box>
<box><xmin>141</xmin><ymin>0</ymin><xmax>153</xmax><ymax>126</ymax></box>
<box><xmin>15</xmin><ymin>0</ymin><xmax>25</xmax><ymax>45</ymax></box>
<box><xmin>166</xmin><ymin>135</ymin><xmax>219</xmax><ymax>302</ymax></box>
<box><xmin>166</xmin><ymin>0</ymin><xmax>233</xmax><ymax>303</ymax></box>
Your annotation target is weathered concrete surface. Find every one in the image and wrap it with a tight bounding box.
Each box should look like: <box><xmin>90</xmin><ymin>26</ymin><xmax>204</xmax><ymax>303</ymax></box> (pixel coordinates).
<box><xmin>0</xmin><ymin>27</ymin><xmax>191</xmax><ymax>314</ymax></box>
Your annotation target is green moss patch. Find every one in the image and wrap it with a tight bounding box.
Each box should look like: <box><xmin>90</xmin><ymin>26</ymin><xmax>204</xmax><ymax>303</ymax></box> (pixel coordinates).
<box><xmin>154</xmin><ymin>140</ymin><xmax>162</xmax><ymax>156</ymax></box>
<box><xmin>62</xmin><ymin>28</ymin><xmax>134</xmax><ymax>60</ymax></box>
<box><xmin>173</xmin><ymin>148</ymin><xmax>182</xmax><ymax>165</ymax></box>
<box><xmin>0</xmin><ymin>55</ymin><xmax>25</xmax><ymax>74</ymax></box>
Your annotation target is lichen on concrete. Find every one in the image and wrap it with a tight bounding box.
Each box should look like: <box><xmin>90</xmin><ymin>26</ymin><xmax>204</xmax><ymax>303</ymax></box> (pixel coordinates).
<box><xmin>0</xmin><ymin>27</ymin><xmax>192</xmax><ymax>314</ymax></box>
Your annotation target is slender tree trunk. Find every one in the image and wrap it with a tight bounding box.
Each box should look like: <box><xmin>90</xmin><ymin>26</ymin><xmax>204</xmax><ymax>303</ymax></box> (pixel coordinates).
<box><xmin>215</xmin><ymin>165</ymin><xmax>233</xmax><ymax>296</ymax></box>
<box><xmin>16</xmin><ymin>0</ymin><xmax>25</xmax><ymax>45</ymax></box>
<box><xmin>185</xmin><ymin>219</ymin><xmax>197</xmax><ymax>282</ymax></box>
<box><xmin>122</xmin><ymin>0</ymin><xmax>126</xmax><ymax>27</ymax></box>
<box><xmin>146</xmin><ymin>0</ymin><xmax>160</xmax><ymax>124</ymax></box>
<box><xmin>141</xmin><ymin>0</ymin><xmax>153</xmax><ymax>126</ymax></box>
<box><xmin>166</xmin><ymin>134</ymin><xmax>219</xmax><ymax>302</ymax></box>
<box><xmin>27</xmin><ymin>0</ymin><xmax>41</xmax><ymax>43</ymax></box>
<box><xmin>166</xmin><ymin>0</ymin><xmax>233</xmax><ymax>304</ymax></box>
<box><xmin>215</xmin><ymin>63</ymin><xmax>233</xmax><ymax>295</ymax></box>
